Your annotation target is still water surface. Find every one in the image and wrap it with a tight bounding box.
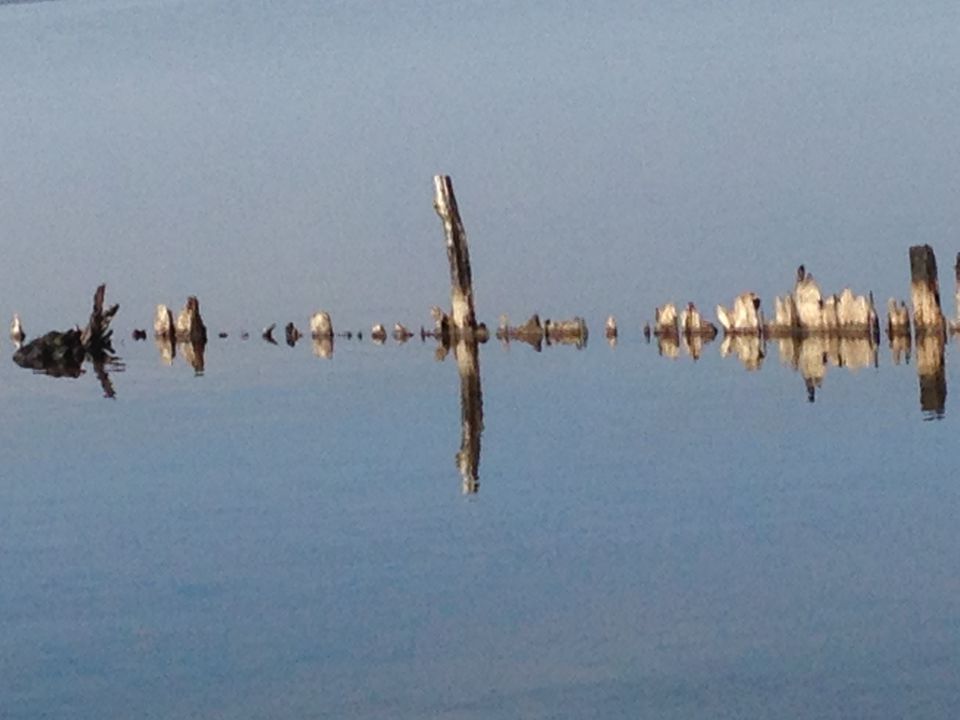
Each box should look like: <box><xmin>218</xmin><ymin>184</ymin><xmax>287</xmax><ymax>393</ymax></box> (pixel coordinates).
<box><xmin>2</xmin><ymin>331</ymin><xmax>959</xmax><ymax>718</ymax></box>
<box><xmin>3</xmin><ymin>0</ymin><xmax>960</xmax><ymax>716</ymax></box>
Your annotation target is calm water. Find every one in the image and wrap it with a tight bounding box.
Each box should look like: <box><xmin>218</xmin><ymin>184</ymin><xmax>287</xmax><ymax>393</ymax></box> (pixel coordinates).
<box><xmin>3</xmin><ymin>0</ymin><xmax>960</xmax><ymax>717</ymax></box>
<box><xmin>2</xmin><ymin>330</ymin><xmax>959</xmax><ymax>719</ymax></box>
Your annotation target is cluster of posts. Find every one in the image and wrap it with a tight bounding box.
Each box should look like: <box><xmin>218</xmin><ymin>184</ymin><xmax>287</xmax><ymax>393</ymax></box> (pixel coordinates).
<box><xmin>9</xmin><ymin>177</ymin><xmax>957</xmax><ymax>488</ymax></box>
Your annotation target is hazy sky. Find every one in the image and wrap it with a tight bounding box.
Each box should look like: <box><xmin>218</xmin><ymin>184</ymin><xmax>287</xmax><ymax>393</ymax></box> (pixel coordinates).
<box><xmin>1</xmin><ymin>0</ymin><xmax>958</xmax><ymax>330</ymax></box>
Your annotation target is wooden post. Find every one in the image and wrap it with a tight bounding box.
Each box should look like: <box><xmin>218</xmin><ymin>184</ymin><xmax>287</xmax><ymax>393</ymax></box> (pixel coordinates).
<box><xmin>909</xmin><ymin>245</ymin><xmax>944</xmax><ymax>334</ymax></box>
<box><xmin>433</xmin><ymin>175</ymin><xmax>477</xmax><ymax>338</ymax></box>
<box><xmin>954</xmin><ymin>252</ymin><xmax>960</xmax><ymax>330</ymax></box>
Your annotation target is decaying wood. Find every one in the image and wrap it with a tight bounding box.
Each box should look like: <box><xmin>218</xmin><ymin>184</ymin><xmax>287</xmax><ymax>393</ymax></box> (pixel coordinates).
<box><xmin>175</xmin><ymin>296</ymin><xmax>207</xmax><ymax>344</ymax></box>
<box><xmin>433</xmin><ymin>175</ymin><xmax>477</xmax><ymax>339</ymax></box>
<box><xmin>767</xmin><ymin>266</ymin><xmax>878</xmax><ymax>338</ymax></box>
<box><xmin>909</xmin><ymin>244</ymin><xmax>944</xmax><ymax>335</ymax></box>
<box><xmin>309</xmin><ymin>311</ymin><xmax>333</xmax><ymax>338</ymax></box>
<box><xmin>605</xmin><ymin>316</ymin><xmax>618</xmax><ymax>339</ymax></box>
<box><xmin>954</xmin><ymin>252</ymin><xmax>960</xmax><ymax>331</ymax></box>
<box><xmin>887</xmin><ymin>298</ymin><xmax>911</xmax><ymax>337</ymax></box>
<box><xmin>653</xmin><ymin>304</ymin><xmax>677</xmax><ymax>337</ymax></box>
<box><xmin>393</xmin><ymin>323</ymin><xmax>413</xmax><ymax>342</ymax></box>
<box><xmin>679</xmin><ymin>302</ymin><xmax>718</xmax><ymax>339</ymax></box>
<box><xmin>285</xmin><ymin>322</ymin><xmax>302</xmax><ymax>346</ymax></box>
<box><xmin>717</xmin><ymin>293</ymin><xmax>763</xmax><ymax>335</ymax></box>
<box><xmin>154</xmin><ymin>304</ymin><xmax>175</xmax><ymax>338</ymax></box>
<box><xmin>13</xmin><ymin>284</ymin><xmax>121</xmax><ymax>397</ymax></box>
<box><xmin>10</xmin><ymin>314</ymin><xmax>24</xmax><ymax>344</ymax></box>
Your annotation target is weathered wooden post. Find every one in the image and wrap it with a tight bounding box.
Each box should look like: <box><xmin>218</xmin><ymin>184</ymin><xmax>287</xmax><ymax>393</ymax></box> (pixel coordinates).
<box><xmin>908</xmin><ymin>245</ymin><xmax>946</xmax><ymax>416</ymax></box>
<box><xmin>909</xmin><ymin>245</ymin><xmax>945</xmax><ymax>334</ymax></box>
<box><xmin>954</xmin><ymin>252</ymin><xmax>960</xmax><ymax>331</ymax></box>
<box><xmin>433</xmin><ymin>175</ymin><xmax>483</xmax><ymax>492</ymax></box>
<box><xmin>433</xmin><ymin>175</ymin><xmax>477</xmax><ymax>339</ymax></box>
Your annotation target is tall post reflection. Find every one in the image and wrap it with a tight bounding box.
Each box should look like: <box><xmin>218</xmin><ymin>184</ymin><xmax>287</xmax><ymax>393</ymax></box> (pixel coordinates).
<box><xmin>453</xmin><ymin>337</ymin><xmax>483</xmax><ymax>494</ymax></box>
<box><xmin>916</xmin><ymin>331</ymin><xmax>946</xmax><ymax>419</ymax></box>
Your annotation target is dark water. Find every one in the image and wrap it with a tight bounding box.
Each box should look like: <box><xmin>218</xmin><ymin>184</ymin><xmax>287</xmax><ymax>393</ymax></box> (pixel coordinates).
<box><xmin>2</xmin><ymin>330</ymin><xmax>959</xmax><ymax>719</ymax></box>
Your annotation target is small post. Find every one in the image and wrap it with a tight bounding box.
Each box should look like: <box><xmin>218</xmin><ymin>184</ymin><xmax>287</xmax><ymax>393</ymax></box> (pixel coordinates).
<box><xmin>909</xmin><ymin>245</ymin><xmax>944</xmax><ymax>335</ymax></box>
<box><xmin>433</xmin><ymin>175</ymin><xmax>477</xmax><ymax>338</ymax></box>
<box><xmin>954</xmin><ymin>252</ymin><xmax>960</xmax><ymax>330</ymax></box>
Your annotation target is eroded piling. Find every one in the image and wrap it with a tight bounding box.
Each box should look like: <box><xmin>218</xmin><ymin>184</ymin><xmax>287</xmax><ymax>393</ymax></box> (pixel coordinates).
<box><xmin>909</xmin><ymin>245</ymin><xmax>945</xmax><ymax>335</ymax></box>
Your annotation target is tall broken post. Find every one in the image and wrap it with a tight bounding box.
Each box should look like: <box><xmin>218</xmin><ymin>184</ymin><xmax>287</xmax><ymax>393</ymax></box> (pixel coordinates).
<box><xmin>909</xmin><ymin>245</ymin><xmax>946</xmax><ymax>417</ymax></box>
<box><xmin>433</xmin><ymin>175</ymin><xmax>483</xmax><ymax>493</ymax></box>
<box><xmin>433</xmin><ymin>175</ymin><xmax>477</xmax><ymax>340</ymax></box>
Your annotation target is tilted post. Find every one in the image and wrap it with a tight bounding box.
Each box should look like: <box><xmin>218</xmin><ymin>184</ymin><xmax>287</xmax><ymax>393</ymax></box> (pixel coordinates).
<box><xmin>433</xmin><ymin>175</ymin><xmax>477</xmax><ymax>338</ymax></box>
<box><xmin>909</xmin><ymin>245</ymin><xmax>944</xmax><ymax>335</ymax></box>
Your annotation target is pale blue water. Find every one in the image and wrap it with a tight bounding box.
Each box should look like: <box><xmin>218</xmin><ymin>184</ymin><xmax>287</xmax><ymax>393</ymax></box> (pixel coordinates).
<box><xmin>2</xmin><ymin>332</ymin><xmax>960</xmax><ymax>719</ymax></box>
<box><xmin>3</xmin><ymin>0</ymin><xmax>960</xmax><ymax>717</ymax></box>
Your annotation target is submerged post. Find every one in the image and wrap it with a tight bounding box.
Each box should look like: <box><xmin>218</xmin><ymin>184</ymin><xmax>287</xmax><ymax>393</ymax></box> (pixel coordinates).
<box><xmin>909</xmin><ymin>245</ymin><xmax>944</xmax><ymax>335</ymax></box>
<box><xmin>433</xmin><ymin>175</ymin><xmax>477</xmax><ymax>338</ymax></box>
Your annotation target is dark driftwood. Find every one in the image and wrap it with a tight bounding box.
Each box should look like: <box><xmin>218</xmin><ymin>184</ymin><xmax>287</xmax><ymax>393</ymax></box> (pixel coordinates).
<box><xmin>13</xmin><ymin>284</ymin><xmax>121</xmax><ymax>397</ymax></box>
<box><xmin>433</xmin><ymin>175</ymin><xmax>477</xmax><ymax>339</ymax></box>
<box><xmin>909</xmin><ymin>245</ymin><xmax>944</xmax><ymax>335</ymax></box>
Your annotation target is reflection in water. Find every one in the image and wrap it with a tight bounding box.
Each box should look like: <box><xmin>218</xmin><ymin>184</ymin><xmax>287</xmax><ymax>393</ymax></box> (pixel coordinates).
<box><xmin>889</xmin><ymin>333</ymin><xmax>912</xmax><ymax>366</ymax></box>
<box><xmin>154</xmin><ymin>337</ymin><xmax>206</xmax><ymax>374</ymax></box>
<box><xmin>917</xmin><ymin>332</ymin><xmax>946</xmax><ymax>419</ymax></box>
<box><xmin>155</xmin><ymin>337</ymin><xmax>175</xmax><ymax>365</ymax></box>
<box><xmin>776</xmin><ymin>335</ymin><xmax>878</xmax><ymax>402</ymax></box>
<box><xmin>656</xmin><ymin>334</ymin><xmax>679</xmax><ymax>359</ymax></box>
<box><xmin>720</xmin><ymin>335</ymin><xmax>765</xmax><ymax>371</ymax></box>
<box><xmin>453</xmin><ymin>338</ymin><xmax>483</xmax><ymax>494</ymax></box>
<box><xmin>180</xmin><ymin>340</ymin><xmax>206</xmax><ymax>375</ymax></box>
<box><xmin>312</xmin><ymin>336</ymin><xmax>334</xmax><ymax>359</ymax></box>
<box><xmin>682</xmin><ymin>332</ymin><xmax>713</xmax><ymax>360</ymax></box>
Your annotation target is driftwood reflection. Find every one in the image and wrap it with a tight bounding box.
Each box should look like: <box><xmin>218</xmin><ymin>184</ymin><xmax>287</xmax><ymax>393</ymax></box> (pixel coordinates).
<box><xmin>453</xmin><ymin>337</ymin><xmax>483</xmax><ymax>494</ymax></box>
<box><xmin>154</xmin><ymin>337</ymin><xmax>207</xmax><ymax>374</ymax></box>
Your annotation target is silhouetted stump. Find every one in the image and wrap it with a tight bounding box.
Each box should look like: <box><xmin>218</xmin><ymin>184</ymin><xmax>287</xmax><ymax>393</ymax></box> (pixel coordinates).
<box><xmin>12</xmin><ymin>284</ymin><xmax>122</xmax><ymax>397</ymax></box>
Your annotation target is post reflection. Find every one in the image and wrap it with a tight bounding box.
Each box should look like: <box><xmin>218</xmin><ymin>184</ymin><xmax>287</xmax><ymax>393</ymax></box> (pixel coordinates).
<box><xmin>720</xmin><ymin>335</ymin><xmax>765</xmax><ymax>371</ymax></box>
<box><xmin>916</xmin><ymin>331</ymin><xmax>946</xmax><ymax>419</ymax></box>
<box><xmin>776</xmin><ymin>335</ymin><xmax>878</xmax><ymax>402</ymax></box>
<box><xmin>154</xmin><ymin>337</ymin><xmax>206</xmax><ymax>374</ymax></box>
<box><xmin>453</xmin><ymin>337</ymin><xmax>483</xmax><ymax>494</ymax></box>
